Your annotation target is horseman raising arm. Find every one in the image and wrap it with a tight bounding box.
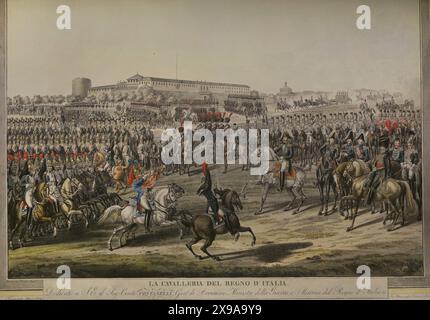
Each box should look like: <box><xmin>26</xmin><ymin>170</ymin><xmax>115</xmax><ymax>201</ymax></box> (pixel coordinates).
<box><xmin>196</xmin><ymin>163</ymin><xmax>221</xmax><ymax>223</ymax></box>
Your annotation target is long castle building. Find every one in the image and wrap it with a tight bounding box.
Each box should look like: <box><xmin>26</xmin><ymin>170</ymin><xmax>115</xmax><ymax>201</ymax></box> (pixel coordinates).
<box><xmin>87</xmin><ymin>73</ymin><xmax>251</xmax><ymax>101</ymax></box>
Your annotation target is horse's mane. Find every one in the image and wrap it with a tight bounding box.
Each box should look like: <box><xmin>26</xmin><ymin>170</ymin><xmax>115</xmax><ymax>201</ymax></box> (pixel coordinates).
<box><xmin>334</xmin><ymin>161</ymin><xmax>348</xmax><ymax>173</ymax></box>
<box><xmin>220</xmin><ymin>189</ymin><xmax>239</xmax><ymax>211</ymax></box>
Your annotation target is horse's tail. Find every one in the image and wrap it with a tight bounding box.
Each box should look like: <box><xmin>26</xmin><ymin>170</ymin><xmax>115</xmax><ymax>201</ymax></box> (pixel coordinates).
<box><xmin>97</xmin><ymin>205</ymin><xmax>122</xmax><ymax>225</ymax></box>
<box><xmin>398</xmin><ymin>181</ymin><xmax>417</xmax><ymax>215</ymax></box>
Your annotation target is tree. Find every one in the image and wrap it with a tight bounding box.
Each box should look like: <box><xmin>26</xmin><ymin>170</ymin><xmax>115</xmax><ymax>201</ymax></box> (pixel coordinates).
<box><xmin>129</xmin><ymin>91</ymin><xmax>137</xmax><ymax>102</ymax></box>
<box><xmin>23</xmin><ymin>96</ymin><xmax>31</xmax><ymax>105</ymax></box>
<box><xmin>13</xmin><ymin>95</ymin><xmax>23</xmax><ymax>105</ymax></box>
<box><xmin>55</xmin><ymin>95</ymin><xmax>65</xmax><ymax>104</ymax></box>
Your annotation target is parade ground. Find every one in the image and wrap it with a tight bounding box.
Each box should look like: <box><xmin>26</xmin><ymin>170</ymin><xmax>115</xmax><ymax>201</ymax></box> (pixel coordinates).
<box><xmin>9</xmin><ymin>164</ymin><xmax>423</xmax><ymax>278</ymax></box>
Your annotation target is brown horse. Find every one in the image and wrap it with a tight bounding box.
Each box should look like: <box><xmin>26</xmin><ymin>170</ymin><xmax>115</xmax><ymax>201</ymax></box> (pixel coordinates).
<box><xmin>112</xmin><ymin>163</ymin><xmax>128</xmax><ymax>191</ymax></box>
<box><xmin>341</xmin><ymin>170</ymin><xmax>417</xmax><ymax>232</ymax></box>
<box><xmin>366</xmin><ymin>131</ymin><xmax>377</xmax><ymax>159</ymax></box>
<box><xmin>184</xmin><ymin>188</ymin><xmax>256</xmax><ymax>261</ymax></box>
<box><xmin>8</xmin><ymin>185</ymin><xmax>28</xmax><ymax>249</ymax></box>
<box><xmin>93</xmin><ymin>150</ymin><xmax>106</xmax><ymax>171</ymax></box>
<box><xmin>30</xmin><ymin>182</ymin><xmax>59</xmax><ymax>238</ymax></box>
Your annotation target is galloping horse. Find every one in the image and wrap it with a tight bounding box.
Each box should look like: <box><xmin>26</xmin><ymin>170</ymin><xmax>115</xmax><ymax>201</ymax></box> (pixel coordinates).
<box><xmin>184</xmin><ymin>188</ymin><xmax>256</xmax><ymax>261</ymax></box>
<box><xmin>98</xmin><ymin>183</ymin><xmax>185</xmax><ymax>250</ymax></box>
<box><xmin>30</xmin><ymin>182</ymin><xmax>59</xmax><ymax>238</ymax></box>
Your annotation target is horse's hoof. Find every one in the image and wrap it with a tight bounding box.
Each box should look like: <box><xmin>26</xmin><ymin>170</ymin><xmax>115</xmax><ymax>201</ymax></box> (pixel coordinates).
<box><xmin>387</xmin><ymin>228</ymin><xmax>394</xmax><ymax>232</ymax></box>
<box><xmin>346</xmin><ymin>227</ymin><xmax>352</xmax><ymax>232</ymax></box>
<box><xmin>197</xmin><ymin>256</ymin><xmax>203</xmax><ymax>260</ymax></box>
<box><xmin>9</xmin><ymin>241</ymin><xmax>14</xmax><ymax>250</ymax></box>
<box><xmin>213</xmin><ymin>256</ymin><xmax>221</xmax><ymax>261</ymax></box>
<box><xmin>292</xmin><ymin>210</ymin><xmax>299</xmax><ymax>215</ymax></box>
<box><xmin>251</xmin><ymin>240</ymin><xmax>256</xmax><ymax>247</ymax></box>
<box><xmin>254</xmin><ymin>211</ymin><xmax>262</xmax><ymax>215</ymax></box>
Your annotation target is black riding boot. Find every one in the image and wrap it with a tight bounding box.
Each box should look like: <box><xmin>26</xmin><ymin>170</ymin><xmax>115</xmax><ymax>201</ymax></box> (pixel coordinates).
<box><xmin>145</xmin><ymin>210</ymin><xmax>152</xmax><ymax>231</ymax></box>
<box><xmin>383</xmin><ymin>156</ymin><xmax>391</xmax><ymax>179</ymax></box>
<box><xmin>279</xmin><ymin>172</ymin><xmax>285</xmax><ymax>191</ymax></box>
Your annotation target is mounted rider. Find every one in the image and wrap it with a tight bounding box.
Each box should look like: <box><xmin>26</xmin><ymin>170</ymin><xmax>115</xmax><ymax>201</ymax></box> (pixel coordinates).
<box><xmin>355</xmin><ymin>133</ymin><xmax>371</xmax><ymax>163</ymax></box>
<box><xmin>132</xmin><ymin>169</ymin><xmax>160</xmax><ymax>231</ymax></box>
<box><xmin>390</xmin><ymin>139</ymin><xmax>404</xmax><ymax>176</ymax></box>
<box><xmin>196</xmin><ymin>162</ymin><xmax>234</xmax><ymax>234</ymax></box>
<box><xmin>340</xmin><ymin>130</ymin><xmax>355</xmax><ymax>162</ymax></box>
<box><xmin>277</xmin><ymin>133</ymin><xmax>294</xmax><ymax>191</ymax></box>
<box><xmin>319</xmin><ymin>130</ymin><xmax>339</xmax><ymax>170</ymax></box>
<box><xmin>378</xmin><ymin>128</ymin><xmax>392</xmax><ymax>179</ymax></box>
<box><xmin>402</xmin><ymin>141</ymin><xmax>419</xmax><ymax>181</ymax></box>
<box><xmin>197</xmin><ymin>162</ymin><xmax>219</xmax><ymax>222</ymax></box>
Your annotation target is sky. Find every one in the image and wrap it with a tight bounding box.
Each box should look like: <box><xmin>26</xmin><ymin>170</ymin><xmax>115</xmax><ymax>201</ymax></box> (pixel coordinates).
<box><xmin>7</xmin><ymin>0</ymin><xmax>421</xmax><ymax>100</ymax></box>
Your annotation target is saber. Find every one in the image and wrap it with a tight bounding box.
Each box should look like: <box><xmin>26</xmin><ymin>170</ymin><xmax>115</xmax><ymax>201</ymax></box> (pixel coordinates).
<box><xmin>240</xmin><ymin>181</ymin><xmax>249</xmax><ymax>199</ymax></box>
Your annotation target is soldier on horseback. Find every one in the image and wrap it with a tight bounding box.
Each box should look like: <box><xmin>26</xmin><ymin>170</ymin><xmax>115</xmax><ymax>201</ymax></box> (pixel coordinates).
<box><xmin>132</xmin><ymin>170</ymin><xmax>159</xmax><ymax>231</ymax></box>
<box><xmin>319</xmin><ymin>131</ymin><xmax>339</xmax><ymax>166</ymax></box>
<box><xmin>277</xmin><ymin>134</ymin><xmax>294</xmax><ymax>192</ymax></box>
<box><xmin>391</xmin><ymin>139</ymin><xmax>404</xmax><ymax>175</ymax></box>
<box><xmin>340</xmin><ymin>131</ymin><xmax>355</xmax><ymax>161</ymax></box>
<box><xmin>402</xmin><ymin>141</ymin><xmax>419</xmax><ymax>181</ymax></box>
<box><xmin>196</xmin><ymin>163</ymin><xmax>234</xmax><ymax>234</ymax></box>
<box><xmin>197</xmin><ymin>163</ymin><xmax>219</xmax><ymax>222</ymax></box>
<box><xmin>355</xmin><ymin>133</ymin><xmax>371</xmax><ymax>163</ymax></box>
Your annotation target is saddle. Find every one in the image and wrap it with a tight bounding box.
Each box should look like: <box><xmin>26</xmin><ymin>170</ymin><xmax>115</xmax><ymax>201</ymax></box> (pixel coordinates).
<box><xmin>286</xmin><ymin>168</ymin><xmax>296</xmax><ymax>180</ymax></box>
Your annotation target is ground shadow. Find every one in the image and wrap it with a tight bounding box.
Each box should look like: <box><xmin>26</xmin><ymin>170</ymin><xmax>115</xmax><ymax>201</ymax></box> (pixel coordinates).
<box><xmin>349</xmin><ymin>216</ymin><xmax>384</xmax><ymax>231</ymax></box>
<box><xmin>209</xmin><ymin>242</ymin><xmax>313</xmax><ymax>263</ymax></box>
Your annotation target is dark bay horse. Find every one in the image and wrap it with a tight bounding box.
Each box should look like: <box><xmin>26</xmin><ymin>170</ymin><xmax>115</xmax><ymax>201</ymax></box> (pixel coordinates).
<box><xmin>316</xmin><ymin>157</ymin><xmax>338</xmax><ymax>215</ymax></box>
<box><xmin>8</xmin><ymin>184</ymin><xmax>28</xmax><ymax>249</ymax></box>
<box><xmin>184</xmin><ymin>188</ymin><xmax>256</xmax><ymax>261</ymax></box>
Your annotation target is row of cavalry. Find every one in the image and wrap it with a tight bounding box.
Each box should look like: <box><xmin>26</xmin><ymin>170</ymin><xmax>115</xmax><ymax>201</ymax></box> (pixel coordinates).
<box><xmin>7</xmin><ymin>153</ymin><xmax>423</xmax><ymax>262</ymax></box>
<box><xmin>277</xmin><ymin>152</ymin><xmax>423</xmax><ymax>232</ymax></box>
<box><xmin>8</xmin><ymin>166</ymin><xmax>123</xmax><ymax>249</ymax></box>
<box><xmin>7</xmin><ymin>158</ymin><xmax>254</xmax><ymax>262</ymax></box>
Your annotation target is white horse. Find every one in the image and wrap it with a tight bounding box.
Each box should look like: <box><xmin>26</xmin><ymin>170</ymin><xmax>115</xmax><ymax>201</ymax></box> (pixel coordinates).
<box><xmin>98</xmin><ymin>183</ymin><xmax>185</xmax><ymax>250</ymax></box>
<box><xmin>255</xmin><ymin>147</ymin><xmax>307</xmax><ymax>215</ymax></box>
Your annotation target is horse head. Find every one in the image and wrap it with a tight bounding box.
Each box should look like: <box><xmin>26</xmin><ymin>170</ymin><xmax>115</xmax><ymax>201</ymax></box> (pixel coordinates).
<box><xmin>168</xmin><ymin>183</ymin><xmax>185</xmax><ymax>200</ymax></box>
<box><xmin>213</xmin><ymin>187</ymin><xmax>225</xmax><ymax>198</ymax></box>
<box><xmin>230</xmin><ymin>190</ymin><xmax>243</xmax><ymax>211</ymax></box>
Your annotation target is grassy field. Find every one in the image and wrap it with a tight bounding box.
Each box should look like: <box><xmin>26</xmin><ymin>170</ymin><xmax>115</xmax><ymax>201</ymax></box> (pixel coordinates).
<box><xmin>8</xmin><ymin>164</ymin><xmax>423</xmax><ymax>278</ymax></box>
